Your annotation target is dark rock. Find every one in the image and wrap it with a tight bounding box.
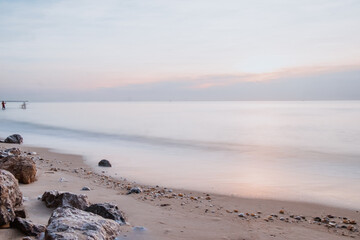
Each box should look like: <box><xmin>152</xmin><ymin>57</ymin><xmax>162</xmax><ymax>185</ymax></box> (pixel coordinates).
<box><xmin>0</xmin><ymin>169</ymin><xmax>23</xmax><ymax>226</ymax></box>
<box><xmin>15</xmin><ymin>209</ymin><xmax>26</xmax><ymax>218</ymax></box>
<box><xmin>4</xmin><ymin>134</ymin><xmax>23</xmax><ymax>144</ymax></box>
<box><xmin>85</xmin><ymin>203</ymin><xmax>126</xmax><ymax>224</ymax></box>
<box><xmin>160</xmin><ymin>203</ymin><xmax>171</xmax><ymax>207</ymax></box>
<box><xmin>22</xmin><ymin>237</ymin><xmax>33</xmax><ymax>240</ymax></box>
<box><xmin>45</xmin><ymin>206</ymin><xmax>122</xmax><ymax>240</ymax></box>
<box><xmin>11</xmin><ymin>217</ymin><xmax>46</xmax><ymax>237</ymax></box>
<box><xmin>41</xmin><ymin>190</ymin><xmax>90</xmax><ymax>210</ymax></box>
<box><xmin>81</xmin><ymin>186</ymin><xmax>91</xmax><ymax>191</ymax></box>
<box><xmin>0</xmin><ymin>156</ymin><xmax>37</xmax><ymax>184</ymax></box>
<box><xmin>98</xmin><ymin>159</ymin><xmax>111</xmax><ymax>167</ymax></box>
<box><xmin>313</xmin><ymin>217</ymin><xmax>322</xmax><ymax>222</ymax></box>
<box><xmin>127</xmin><ymin>187</ymin><xmax>142</xmax><ymax>194</ymax></box>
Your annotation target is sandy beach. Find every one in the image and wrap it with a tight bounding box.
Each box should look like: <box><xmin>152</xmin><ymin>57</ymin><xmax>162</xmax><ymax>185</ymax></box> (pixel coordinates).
<box><xmin>0</xmin><ymin>142</ymin><xmax>359</xmax><ymax>240</ymax></box>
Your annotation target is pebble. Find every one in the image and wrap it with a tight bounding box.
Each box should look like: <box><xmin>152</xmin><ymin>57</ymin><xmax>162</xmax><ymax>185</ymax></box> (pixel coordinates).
<box><xmin>133</xmin><ymin>226</ymin><xmax>147</xmax><ymax>232</ymax></box>
<box><xmin>238</xmin><ymin>213</ymin><xmax>245</xmax><ymax>218</ymax></box>
<box><xmin>81</xmin><ymin>186</ymin><xmax>91</xmax><ymax>191</ymax></box>
<box><xmin>127</xmin><ymin>187</ymin><xmax>142</xmax><ymax>194</ymax></box>
<box><xmin>279</xmin><ymin>210</ymin><xmax>285</xmax><ymax>214</ymax></box>
<box><xmin>59</xmin><ymin>177</ymin><xmax>66</xmax><ymax>182</ymax></box>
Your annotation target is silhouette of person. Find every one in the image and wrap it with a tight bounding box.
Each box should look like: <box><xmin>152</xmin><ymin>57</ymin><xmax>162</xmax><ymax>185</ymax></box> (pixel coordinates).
<box><xmin>1</xmin><ymin>101</ymin><xmax>5</xmax><ymax>110</ymax></box>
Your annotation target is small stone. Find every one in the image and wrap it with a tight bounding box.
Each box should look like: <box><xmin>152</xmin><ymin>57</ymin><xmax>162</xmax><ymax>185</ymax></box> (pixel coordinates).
<box><xmin>98</xmin><ymin>159</ymin><xmax>111</xmax><ymax>167</ymax></box>
<box><xmin>133</xmin><ymin>226</ymin><xmax>147</xmax><ymax>232</ymax></box>
<box><xmin>4</xmin><ymin>134</ymin><xmax>23</xmax><ymax>144</ymax></box>
<box><xmin>322</xmin><ymin>218</ymin><xmax>330</xmax><ymax>224</ymax></box>
<box><xmin>81</xmin><ymin>186</ymin><xmax>91</xmax><ymax>191</ymax></box>
<box><xmin>238</xmin><ymin>213</ymin><xmax>245</xmax><ymax>218</ymax></box>
<box><xmin>127</xmin><ymin>187</ymin><xmax>142</xmax><ymax>194</ymax></box>
<box><xmin>280</xmin><ymin>217</ymin><xmax>285</xmax><ymax>221</ymax></box>
<box><xmin>314</xmin><ymin>217</ymin><xmax>322</xmax><ymax>222</ymax></box>
<box><xmin>279</xmin><ymin>210</ymin><xmax>285</xmax><ymax>214</ymax></box>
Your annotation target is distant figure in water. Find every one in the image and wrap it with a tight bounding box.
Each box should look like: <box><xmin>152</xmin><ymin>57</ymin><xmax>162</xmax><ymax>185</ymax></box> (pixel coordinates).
<box><xmin>1</xmin><ymin>101</ymin><xmax>5</xmax><ymax>110</ymax></box>
<box><xmin>21</xmin><ymin>101</ymin><xmax>26</xmax><ymax>109</ymax></box>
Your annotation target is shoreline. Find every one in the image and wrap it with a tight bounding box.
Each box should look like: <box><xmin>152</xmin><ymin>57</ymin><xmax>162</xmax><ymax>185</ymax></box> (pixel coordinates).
<box><xmin>0</xmin><ymin>142</ymin><xmax>359</xmax><ymax>239</ymax></box>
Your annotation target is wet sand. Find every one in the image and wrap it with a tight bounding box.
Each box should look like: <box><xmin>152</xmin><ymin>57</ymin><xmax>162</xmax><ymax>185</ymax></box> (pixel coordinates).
<box><xmin>0</xmin><ymin>142</ymin><xmax>359</xmax><ymax>239</ymax></box>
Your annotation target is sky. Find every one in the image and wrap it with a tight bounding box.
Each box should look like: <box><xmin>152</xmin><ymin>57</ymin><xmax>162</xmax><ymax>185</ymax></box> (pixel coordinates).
<box><xmin>0</xmin><ymin>0</ymin><xmax>360</xmax><ymax>101</ymax></box>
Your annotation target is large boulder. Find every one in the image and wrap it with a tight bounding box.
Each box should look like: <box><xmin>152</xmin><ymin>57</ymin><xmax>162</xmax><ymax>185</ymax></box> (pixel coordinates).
<box><xmin>98</xmin><ymin>159</ymin><xmax>112</xmax><ymax>167</ymax></box>
<box><xmin>11</xmin><ymin>217</ymin><xmax>46</xmax><ymax>237</ymax></box>
<box><xmin>45</xmin><ymin>206</ymin><xmax>122</xmax><ymax>240</ymax></box>
<box><xmin>85</xmin><ymin>203</ymin><xmax>126</xmax><ymax>224</ymax></box>
<box><xmin>4</xmin><ymin>134</ymin><xmax>23</xmax><ymax>144</ymax></box>
<box><xmin>0</xmin><ymin>156</ymin><xmax>37</xmax><ymax>184</ymax></box>
<box><xmin>0</xmin><ymin>169</ymin><xmax>23</xmax><ymax>226</ymax></box>
<box><xmin>42</xmin><ymin>190</ymin><xmax>90</xmax><ymax>210</ymax></box>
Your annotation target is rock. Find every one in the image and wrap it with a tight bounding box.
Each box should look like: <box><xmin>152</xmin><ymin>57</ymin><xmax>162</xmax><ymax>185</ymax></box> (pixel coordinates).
<box><xmin>85</xmin><ymin>203</ymin><xmax>126</xmax><ymax>224</ymax></box>
<box><xmin>322</xmin><ymin>217</ymin><xmax>330</xmax><ymax>224</ymax></box>
<box><xmin>279</xmin><ymin>209</ymin><xmax>285</xmax><ymax>214</ymax></box>
<box><xmin>313</xmin><ymin>217</ymin><xmax>322</xmax><ymax>222</ymax></box>
<box><xmin>238</xmin><ymin>213</ymin><xmax>245</xmax><ymax>218</ymax></box>
<box><xmin>22</xmin><ymin>237</ymin><xmax>32</xmax><ymax>240</ymax></box>
<box><xmin>15</xmin><ymin>209</ymin><xmax>26</xmax><ymax>218</ymax></box>
<box><xmin>0</xmin><ymin>170</ymin><xmax>23</xmax><ymax>226</ymax></box>
<box><xmin>41</xmin><ymin>190</ymin><xmax>90</xmax><ymax>210</ymax></box>
<box><xmin>0</xmin><ymin>156</ymin><xmax>37</xmax><ymax>184</ymax></box>
<box><xmin>45</xmin><ymin>206</ymin><xmax>122</xmax><ymax>240</ymax></box>
<box><xmin>81</xmin><ymin>186</ymin><xmax>91</xmax><ymax>191</ymax></box>
<box><xmin>4</xmin><ymin>134</ymin><xmax>23</xmax><ymax>144</ymax></box>
<box><xmin>127</xmin><ymin>187</ymin><xmax>142</xmax><ymax>194</ymax></box>
<box><xmin>11</xmin><ymin>217</ymin><xmax>46</xmax><ymax>236</ymax></box>
<box><xmin>4</xmin><ymin>148</ymin><xmax>21</xmax><ymax>156</ymax></box>
<box><xmin>98</xmin><ymin>159</ymin><xmax>111</xmax><ymax>167</ymax></box>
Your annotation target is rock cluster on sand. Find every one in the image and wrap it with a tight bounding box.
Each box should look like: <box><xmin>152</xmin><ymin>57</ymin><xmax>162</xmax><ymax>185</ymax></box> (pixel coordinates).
<box><xmin>98</xmin><ymin>159</ymin><xmax>112</xmax><ymax>167</ymax></box>
<box><xmin>0</xmin><ymin>155</ymin><xmax>37</xmax><ymax>184</ymax></box>
<box><xmin>45</xmin><ymin>206</ymin><xmax>122</xmax><ymax>240</ymax></box>
<box><xmin>41</xmin><ymin>190</ymin><xmax>90</xmax><ymax>210</ymax></box>
<box><xmin>0</xmin><ymin>146</ymin><xmax>126</xmax><ymax>239</ymax></box>
<box><xmin>0</xmin><ymin>169</ymin><xmax>23</xmax><ymax>226</ymax></box>
<box><xmin>4</xmin><ymin>134</ymin><xmax>23</xmax><ymax>144</ymax></box>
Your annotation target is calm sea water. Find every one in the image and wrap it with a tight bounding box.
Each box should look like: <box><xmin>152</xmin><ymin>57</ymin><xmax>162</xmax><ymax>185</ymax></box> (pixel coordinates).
<box><xmin>1</xmin><ymin>101</ymin><xmax>360</xmax><ymax>208</ymax></box>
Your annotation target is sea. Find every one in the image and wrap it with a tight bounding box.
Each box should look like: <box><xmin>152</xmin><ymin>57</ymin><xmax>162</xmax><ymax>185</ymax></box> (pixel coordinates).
<box><xmin>0</xmin><ymin>101</ymin><xmax>359</xmax><ymax>209</ymax></box>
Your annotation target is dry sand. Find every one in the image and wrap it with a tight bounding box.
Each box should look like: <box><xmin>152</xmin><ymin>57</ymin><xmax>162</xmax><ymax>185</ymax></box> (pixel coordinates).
<box><xmin>0</xmin><ymin>142</ymin><xmax>359</xmax><ymax>240</ymax></box>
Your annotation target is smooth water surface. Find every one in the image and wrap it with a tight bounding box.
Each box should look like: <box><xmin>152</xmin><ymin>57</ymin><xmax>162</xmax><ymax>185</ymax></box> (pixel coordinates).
<box><xmin>1</xmin><ymin>101</ymin><xmax>359</xmax><ymax>208</ymax></box>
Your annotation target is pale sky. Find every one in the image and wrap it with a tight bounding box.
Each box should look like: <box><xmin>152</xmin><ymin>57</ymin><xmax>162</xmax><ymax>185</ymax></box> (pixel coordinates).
<box><xmin>0</xmin><ymin>0</ymin><xmax>360</xmax><ymax>101</ymax></box>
